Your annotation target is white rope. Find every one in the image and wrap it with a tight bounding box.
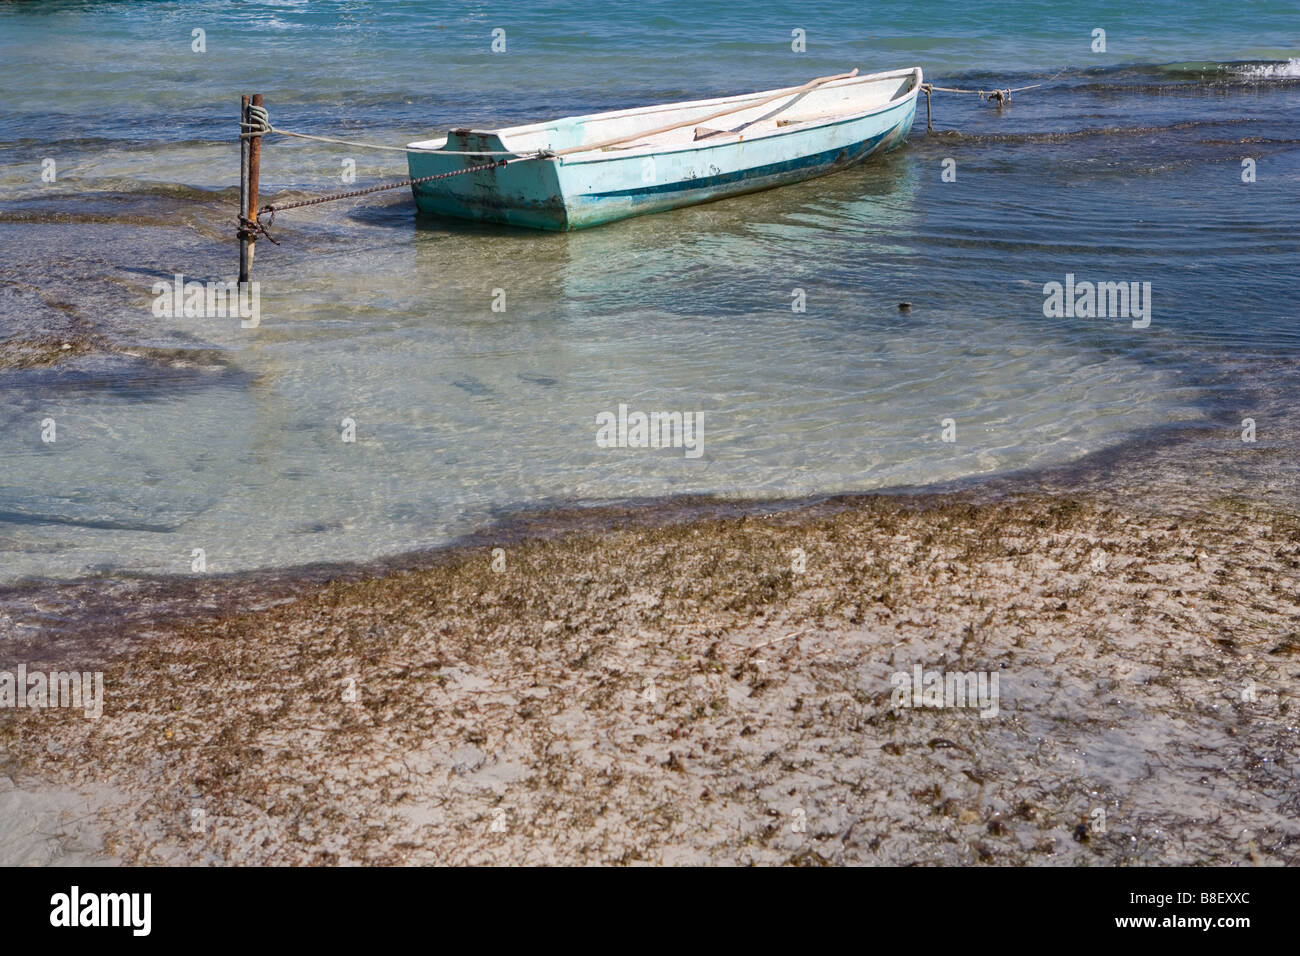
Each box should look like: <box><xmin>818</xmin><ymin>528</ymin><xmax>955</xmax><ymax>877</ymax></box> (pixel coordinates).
<box><xmin>925</xmin><ymin>69</ymin><xmax>1067</xmax><ymax>99</ymax></box>
<box><xmin>241</xmin><ymin>125</ymin><xmax>531</xmax><ymax>155</ymax></box>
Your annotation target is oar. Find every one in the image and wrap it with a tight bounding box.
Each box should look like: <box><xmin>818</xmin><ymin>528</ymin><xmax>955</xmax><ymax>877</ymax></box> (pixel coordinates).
<box><xmin>548</xmin><ymin>68</ymin><xmax>861</xmax><ymax>157</ymax></box>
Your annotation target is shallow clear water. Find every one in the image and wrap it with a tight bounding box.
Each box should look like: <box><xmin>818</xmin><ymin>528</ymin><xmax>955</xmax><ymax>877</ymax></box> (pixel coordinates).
<box><xmin>0</xmin><ymin>1</ymin><xmax>1297</xmax><ymax>582</ymax></box>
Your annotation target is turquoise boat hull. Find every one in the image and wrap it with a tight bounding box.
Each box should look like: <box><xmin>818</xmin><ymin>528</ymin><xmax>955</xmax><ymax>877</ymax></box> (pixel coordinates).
<box><xmin>407</xmin><ymin>68</ymin><xmax>921</xmax><ymax>231</ymax></box>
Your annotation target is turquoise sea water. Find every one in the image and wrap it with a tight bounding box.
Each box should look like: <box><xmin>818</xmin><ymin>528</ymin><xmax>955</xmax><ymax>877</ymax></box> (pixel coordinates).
<box><xmin>0</xmin><ymin>1</ymin><xmax>1297</xmax><ymax>585</ymax></box>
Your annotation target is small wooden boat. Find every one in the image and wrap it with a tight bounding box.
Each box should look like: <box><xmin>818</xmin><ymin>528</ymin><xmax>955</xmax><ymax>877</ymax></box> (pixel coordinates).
<box><xmin>406</xmin><ymin>67</ymin><xmax>922</xmax><ymax>230</ymax></box>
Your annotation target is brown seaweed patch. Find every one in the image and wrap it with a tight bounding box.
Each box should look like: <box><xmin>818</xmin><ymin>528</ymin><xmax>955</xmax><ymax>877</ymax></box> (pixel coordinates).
<box><xmin>2</xmin><ymin>489</ymin><xmax>1297</xmax><ymax>865</ymax></box>
<box><xmin>0</xmin><ymin>335</ymin><xmax>100</xmax><ymax>371</ymax></box>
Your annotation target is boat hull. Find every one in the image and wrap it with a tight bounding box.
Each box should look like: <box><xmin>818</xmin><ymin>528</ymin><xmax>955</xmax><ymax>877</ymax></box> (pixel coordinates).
<box><xmin>408</xmin><ymin>71</ymin><xmax>919</xmax><ymax>231</ymax></box>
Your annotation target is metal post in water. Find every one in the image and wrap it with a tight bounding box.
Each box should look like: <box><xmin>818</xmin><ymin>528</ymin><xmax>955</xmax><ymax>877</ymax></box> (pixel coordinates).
<box><xmin>239</xmin><ymin>93</ymin><xmax>251</xmax><ymax>284</ymax></box>
<box><xmin>245</xmin><ymin>93</ymin><xmax>264</xmax><ymax>282</ymax></box>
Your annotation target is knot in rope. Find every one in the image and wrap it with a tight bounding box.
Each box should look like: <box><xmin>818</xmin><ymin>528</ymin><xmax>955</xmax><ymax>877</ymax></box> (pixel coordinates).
<box><xmin>237</xmin><ymin>212</ymin><xmax>279</xmax><ymax>245</ymax></box>
<box><xmin>241</xmin><ymin>104</ymin><xmax>272</xmax><ymax>136</ymax></box>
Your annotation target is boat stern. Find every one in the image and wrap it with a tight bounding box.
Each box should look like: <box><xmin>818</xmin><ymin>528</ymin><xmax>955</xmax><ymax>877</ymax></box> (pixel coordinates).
<box><xmin>407</xmin><ymin>130</ymin><xmax>568</xmax><ymax>230</ymax></box>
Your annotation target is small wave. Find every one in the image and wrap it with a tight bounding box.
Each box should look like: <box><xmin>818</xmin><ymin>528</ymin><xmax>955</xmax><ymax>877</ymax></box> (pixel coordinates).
<box><xmin>1152</xmin><ymin>59</ymin><xmax>1300</xmax><ymax>83</ymax></box>
<box><xmin>1231</xmin><ymin>58</ymin><xmax>1300</xmax><ymax>79</ymax></box>
<box><xmin>932</xmin><ymin>60</ymin><xmax>1300</xmax><ymax>95</ymax></box>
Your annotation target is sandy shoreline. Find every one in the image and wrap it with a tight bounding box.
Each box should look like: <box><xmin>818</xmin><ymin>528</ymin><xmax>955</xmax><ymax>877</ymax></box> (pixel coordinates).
<box><xmin>2</xmin><ymin>430</ymin><xmax>1297</xmax><ymax>864</ymax></box>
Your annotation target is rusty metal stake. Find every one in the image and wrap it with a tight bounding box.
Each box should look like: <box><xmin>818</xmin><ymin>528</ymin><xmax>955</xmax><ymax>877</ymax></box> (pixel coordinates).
<box><xmin>239</xmin><ymin>93</ymin><xmax>264</xmax><ymax>284</ymax></box>
<box><xmin>239</xmin><ymin>94</ymin><xmax>250</xmax><ymax>283</ymax></box>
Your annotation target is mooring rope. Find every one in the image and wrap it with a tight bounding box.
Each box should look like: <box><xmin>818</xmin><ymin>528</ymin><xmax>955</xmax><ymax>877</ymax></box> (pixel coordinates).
<box><xmin>925</xmin><ymin>81</ymin><xmax>1034</xmax><ymax>101</ymax></box>
<box><xmin>236</xmin><ymin>214</ymin><xmax>279</xmax><ymax>245</ymax></box>
<box><xmin>236</xmin><ymin>159</ymin><xmax>514</xmax><ymax>243</ymax></box>
<box><xmin>261</xmin><ymin>159</ymin><xmax>509</xmax><ymax>213</ymax></box>
<box><xmin>240</xmin><ymin>106</ymin><xmax>532</xmax><ymax>156</ymax></box>
<box><xmin>250</xmin><ymin>127</ymin><xmax>536</xmax><ymax>156</ymax></box>
<box><xmin>919</xmin><ymin>69</ymin><xmax>1067</xmax><ymax>130</ymax></box>
<box><xmin>236</xmin><ymin>102</ymin><xmax>539</xmax><ymax>241</ymax></box>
